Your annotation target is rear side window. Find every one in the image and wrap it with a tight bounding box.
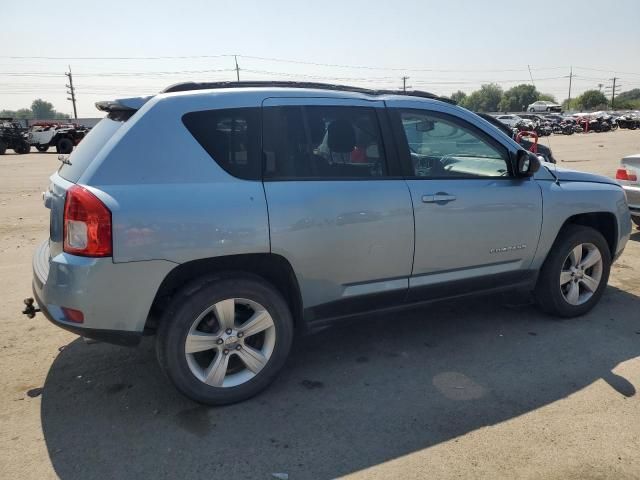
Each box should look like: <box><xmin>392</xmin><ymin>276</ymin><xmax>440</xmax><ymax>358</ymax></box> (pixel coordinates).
<box><xmin>58</xmin><ymin>115</ymin><xmax>127</xmax><ymax>183</ymax></box>
<box><xmin>182</xmin><ymin>108</ymin><xmax>261</xmax><ymax>180</ymax></box>
<box><xmin>263</xmin><ymin>106</ymin><xmax>387</xmax><ymax>179</ymax></box>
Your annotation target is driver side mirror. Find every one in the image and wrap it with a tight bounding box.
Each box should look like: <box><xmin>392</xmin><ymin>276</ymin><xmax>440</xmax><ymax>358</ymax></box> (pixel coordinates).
<box><xmin>513</xmin><ymin>150</ymin><xmax>540</xmax><ymax>177</ymax></box>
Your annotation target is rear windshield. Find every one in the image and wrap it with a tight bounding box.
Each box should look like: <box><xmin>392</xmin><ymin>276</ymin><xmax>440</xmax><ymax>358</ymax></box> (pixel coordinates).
<box><xmin>58</xmin><ymin>114</ymin><xmax>129</xmax><ymax>182</ymax></box>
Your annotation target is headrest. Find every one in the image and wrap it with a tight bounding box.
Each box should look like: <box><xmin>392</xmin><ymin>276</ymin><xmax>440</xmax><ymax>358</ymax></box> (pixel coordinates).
<box><xmin>327</xmin><ymin>119</ymin><xmax>355</xmax><ymax>153</ymax></box>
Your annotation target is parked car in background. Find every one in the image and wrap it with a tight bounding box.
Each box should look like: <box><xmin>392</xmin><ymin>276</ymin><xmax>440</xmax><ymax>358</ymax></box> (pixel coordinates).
<box><xmin>477</xmin><ymin>113</ymin><xmax>557</xmax><ymax>163</ymax></box>
<box><xmin>528</xmin><ymin>101</ymin><xmax>562</xmax><ymax>112</ymax></box>
<box><xmin>616</xmin><ymin>154</ymin><xmax>640</xmax><ymax>226</ymax></box>
<box><xmin>27</xmin><ymin>82</ymin><xmax>631</xmax><ymax>405</ymax></box>
<box><xmin>495</xmin><ymin>114</ymin><xmax>524</xmax><ymax>128</ymax></box>
<box><xmin>28</xmin><ymin>122</ymin><xmax>89</xmax><ymax>154</ymax></box>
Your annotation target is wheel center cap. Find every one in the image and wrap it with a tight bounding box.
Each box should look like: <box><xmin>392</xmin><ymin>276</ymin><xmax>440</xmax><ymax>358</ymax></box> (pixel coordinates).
<box><xmin>225</xmin><ymin>335</ymin><xmax>238</xmax><ymax>345</ymax></box>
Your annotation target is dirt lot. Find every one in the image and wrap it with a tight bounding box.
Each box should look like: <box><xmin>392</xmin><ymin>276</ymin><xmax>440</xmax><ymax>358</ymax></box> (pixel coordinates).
<box><xmin>1</xmin><ymin>130</ymin><xmax>639</xmax><ymax>480</ymax></box>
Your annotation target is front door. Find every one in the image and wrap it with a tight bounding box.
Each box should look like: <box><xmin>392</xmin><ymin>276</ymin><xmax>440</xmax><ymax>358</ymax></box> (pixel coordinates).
<box><xmin>388</xmin><ymin>105</ymin><xmax>543</xmax><ymax>300</ymax></box>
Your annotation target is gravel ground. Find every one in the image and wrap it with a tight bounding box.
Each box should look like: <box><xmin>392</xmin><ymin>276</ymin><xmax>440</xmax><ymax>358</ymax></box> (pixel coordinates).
<box><xmin>0</xmin><ymin>129</ymin><xmax>639</xmax><ymax>480</ymax></box>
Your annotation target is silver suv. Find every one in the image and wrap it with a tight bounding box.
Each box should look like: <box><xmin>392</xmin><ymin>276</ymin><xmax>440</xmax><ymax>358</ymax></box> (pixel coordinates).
<box><xmin>29</xmin><ymin>82</ymin><xmax>631</xmax><ymax>405</ymax></box>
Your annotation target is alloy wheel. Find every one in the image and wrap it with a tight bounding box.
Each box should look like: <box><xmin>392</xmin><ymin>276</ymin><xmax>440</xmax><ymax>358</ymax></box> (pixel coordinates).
<box><xmin>559</xmin><ymin>243</ymin><xmax>603</xmax><ymax>306</ymax></box>
<box><xmin>184</xmin><ymin>298</ymin><xmax>276</xmax><ymax>388</ymax></box>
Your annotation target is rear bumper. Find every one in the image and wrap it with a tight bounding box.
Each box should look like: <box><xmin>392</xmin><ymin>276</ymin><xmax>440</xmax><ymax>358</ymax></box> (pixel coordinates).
<box><xmin>32</xmin><ymin>240</ymin><xmax>176</xmax><ymax>344</ymax></box>
<box><xmin>33</xmin><ymin>287</ymin><xmax>142</xmax><ymax>346</ymax></box>
<box><xmin>622</xmin><ymin>185</ymin><xmax>640</xmax><ymax>216</ymax></box>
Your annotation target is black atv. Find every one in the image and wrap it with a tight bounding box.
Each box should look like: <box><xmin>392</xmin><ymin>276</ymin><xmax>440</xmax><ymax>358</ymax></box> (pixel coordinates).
<box><xmin>0</xmin><ymin>118</ymin><xmax>30</xmax><ymax>154</ymax></box>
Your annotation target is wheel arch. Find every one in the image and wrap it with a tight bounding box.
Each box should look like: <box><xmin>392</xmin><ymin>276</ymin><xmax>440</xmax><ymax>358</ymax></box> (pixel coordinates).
<box><xmin>146</xmin><ymin>253</ymin><xmax>305</xmax><ymax>333</ymax></box>
<box><xmin>559</xmin><ymin>211</ymin><xmax>618</xmax><ymax>256</ymax></box>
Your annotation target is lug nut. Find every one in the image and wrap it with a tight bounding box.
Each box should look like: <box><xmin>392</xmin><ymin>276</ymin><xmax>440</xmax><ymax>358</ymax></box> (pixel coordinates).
<box><xmin>235</xmin><ymin>345</ymin><xmax>242</xmax><ymax>350</ymax></box>
<box><xmin>225</xmin><ymin>328</ymin><xmax>232</xmax><ymax>334</ymax></box>
<box><xmin>216</xmin><ymin>338</ymin><xmax>224</xmax><ymax>345</ymax></box>
<box><xmin>223</xmin><ymin>349</ymin><xmax>229</xmax><ymax>355</ymax></box>
<box><xmin>238</xmin><ymin>332</ymin><xmax>244</xmax><ymax>338</ymax></box>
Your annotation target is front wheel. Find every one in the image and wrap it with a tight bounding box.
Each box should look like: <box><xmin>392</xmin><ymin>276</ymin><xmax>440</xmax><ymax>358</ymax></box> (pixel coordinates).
<box><xmin>14</xmin><ymin>142</ymin><xmax>30</xmax><ymax>154</ymax></box>
<box><xmin>534</xmin><ymin>225</ymin><xmax>611</xmax><ymax>317</ymax></box>
<box><xmin>156</xmin><ymin>275</ymin><xmax>294</xmax><ymax>405</ymax></box>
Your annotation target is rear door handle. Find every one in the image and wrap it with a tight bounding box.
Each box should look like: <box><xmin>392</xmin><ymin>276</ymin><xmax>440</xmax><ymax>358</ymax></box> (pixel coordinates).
<box><xmin>421</xmin><ymin>193</ymin><xmax>457</xmax><ymax>204</ymax></box>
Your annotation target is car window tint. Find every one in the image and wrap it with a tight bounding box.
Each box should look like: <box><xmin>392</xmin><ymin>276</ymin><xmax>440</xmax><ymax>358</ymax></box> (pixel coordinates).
<box><xmin>182</xmin><ymin>108</ymin><xmax>261</xmax><ymax>180</ymax></box>
<box><xmin>398</xmin><ymin>111</ymin><xmax>509</xmax><ymax>178</ymax></box>
<box><xmin>263</xmin><ymin>106</ymin><xmax>387</xmax><ymax>179</ymax></box>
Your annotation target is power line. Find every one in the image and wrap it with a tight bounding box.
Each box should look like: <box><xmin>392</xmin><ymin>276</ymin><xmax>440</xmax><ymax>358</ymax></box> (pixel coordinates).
<box><xmin>0</xmin><ymin>54</ymin><xmax>236</xmax><ymax>60</ymax></box>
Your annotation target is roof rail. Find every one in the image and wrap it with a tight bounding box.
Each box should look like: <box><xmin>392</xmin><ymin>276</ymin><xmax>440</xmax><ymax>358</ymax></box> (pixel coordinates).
<box><xmin>161</xmin><ymin>81</ymin><xmax>455</xmax><ymax>104</ymax></box>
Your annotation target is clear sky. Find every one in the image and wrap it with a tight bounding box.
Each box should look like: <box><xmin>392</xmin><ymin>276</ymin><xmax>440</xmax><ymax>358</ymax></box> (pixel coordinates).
<box><xmin>2</xmin><ymin>0</ymin><xmax>639</xmax><ymax>117</ymax></box>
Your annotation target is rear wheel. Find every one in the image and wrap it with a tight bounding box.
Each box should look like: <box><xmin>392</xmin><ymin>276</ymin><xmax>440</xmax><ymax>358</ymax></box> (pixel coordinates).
<box><xmin>535</xmin><ymin>225</ymin><xmax>611</xmax><ymax>317</ymax></box>
<box><xmin>156</xmin><ymin>275</ymin><xmax>294</xmax><ymax>405</ymax></box>
<box><xmin>56</xmin><ymin>137</ymin><xmax>73</xmax><ymax>154</ymax></box>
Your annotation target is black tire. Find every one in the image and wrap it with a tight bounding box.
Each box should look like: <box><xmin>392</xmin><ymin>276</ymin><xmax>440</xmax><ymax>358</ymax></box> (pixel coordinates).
<box><xmin>529</xmin><ymin>108</ymin><xmax>535</xmax><ymax>112</ymax></box>
<box><xmin>35</xmin><ymin>144</ymin><xmax>48</xmax><ymax>152</ymax></box>
<box><xmin>534</xmin><ymin>225</ymin><xmax>611</xmax><ymax>318</ymax></box>
<box><xmin>546</xmin><ymin>107</ymin><xmax>551</xmax><ymax>112</ymax></box>
<box><xmin>632</xmin><ymin>217</ymin><xmax>640</xmax><ymax>228</ymax></box>
<box><xmin>0</xmin><ymin>140</ymin><xmax>6</xmax><ymax>155</ymax></box>
<box><xmin>156</xmin><ymin>274</ymin><xmax>294</xmax><ymax>405</ymax></box>
<box><xmin>14</xmin><ymin>142</ymin><xmax>30</xmax><ymax>154</ymax></box>
<box><xmin>56</xmin><ymin>137</ymin><xmax>73</xmax><ymax>154</ymax></box>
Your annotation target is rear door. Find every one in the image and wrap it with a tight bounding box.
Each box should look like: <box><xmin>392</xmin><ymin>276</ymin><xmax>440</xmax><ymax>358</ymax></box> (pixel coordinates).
<box><xmin>387</xmin><ymin>101</ymin><xmax>543</xmax><ymax>301</ymax></box>
<box><xmin>262</xmin><ymin>97</ymin><xmax>414</xmax><ymax>322</ymax></box>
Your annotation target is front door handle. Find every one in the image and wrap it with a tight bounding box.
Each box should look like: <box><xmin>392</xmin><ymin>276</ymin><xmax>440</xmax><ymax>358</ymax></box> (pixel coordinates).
<box><xmin>422</xmin><ymin>193</ymin><xmax>457</xmax><ymax>204</ymax></box>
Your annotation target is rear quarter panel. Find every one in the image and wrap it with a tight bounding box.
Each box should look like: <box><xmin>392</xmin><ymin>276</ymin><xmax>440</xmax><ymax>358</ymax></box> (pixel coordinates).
<box><xmin>80</xmin><ymin>93</ymin><xmax>270</xmax><ymax>263</ymax></box>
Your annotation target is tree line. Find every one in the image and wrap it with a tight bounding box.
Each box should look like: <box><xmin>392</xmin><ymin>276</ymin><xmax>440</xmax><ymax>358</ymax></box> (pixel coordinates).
<box><xmin>0</xmin><ymin>99</ymin><xmax>70</xmax><ymax>120</ymax></box>
<box><xmin>450</xmin><ymin>84</ymin><xmax>640</xmax><ymax>112</ymax></box>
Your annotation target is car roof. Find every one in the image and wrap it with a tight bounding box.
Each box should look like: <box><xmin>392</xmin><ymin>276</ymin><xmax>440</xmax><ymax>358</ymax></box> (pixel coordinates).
<box><xmin>160</xmin><ymin>81</ymin><xmax>452</xmax><ymax>101</ymax></box>
<box><xmin>97</xmin><ymin>81</ymin><xmax>458</xmax><ymax>113</ymax></box>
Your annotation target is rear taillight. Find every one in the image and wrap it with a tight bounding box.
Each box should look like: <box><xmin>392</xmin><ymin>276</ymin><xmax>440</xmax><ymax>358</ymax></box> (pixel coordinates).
<box><xmin>63</xmin><ymin>185</ymin><xmax>112</xmax><ymax>257</ymax></box>
<box><xmin>616</xmin><ymin>168</ymin><xmax>638</xmax><ymax>181</ymax></box>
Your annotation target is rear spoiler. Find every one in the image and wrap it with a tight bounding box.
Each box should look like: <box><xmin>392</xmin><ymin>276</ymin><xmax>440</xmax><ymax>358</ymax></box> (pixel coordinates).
<box><xmin>95</xmin><ymin>96</ymin><xmax>152</xmax><ymax>112</ymax></box>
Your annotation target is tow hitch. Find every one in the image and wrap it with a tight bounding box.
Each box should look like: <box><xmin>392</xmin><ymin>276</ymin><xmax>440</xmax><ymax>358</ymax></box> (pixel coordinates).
<box><xmin>22</xmin><ymin>297</ymin><xmax>40</xmax><ymax>318</ymax></box>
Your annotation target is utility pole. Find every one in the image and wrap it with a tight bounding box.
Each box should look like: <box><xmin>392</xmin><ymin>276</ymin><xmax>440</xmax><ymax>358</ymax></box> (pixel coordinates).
<box><xmin>65</xmin><ymin>65</ymin><xmax>77</xmax><ymax>120</ymax></box>
<box><xmin>527</xmin><ymin>65</ymin><xmax>535</xmax><ymax>87</ymax></box>
<box><xmin>567</xmin><ymin>66</ymin><xmax>573</xmax><ymax>111</ymax></box>
<box><xmin>401</xmin><ymin>76</ymin><xmax>410</xmax><ymax>93</ymax></box>
<box><xmin>234</xmin><ymin>55</ymin><xmax>240</xmax><ymax>82</ymax></box>
<box><xmin>610</xmin><ymin>77</ymin><xmax>618</xmax><ymax>109</ymax></box>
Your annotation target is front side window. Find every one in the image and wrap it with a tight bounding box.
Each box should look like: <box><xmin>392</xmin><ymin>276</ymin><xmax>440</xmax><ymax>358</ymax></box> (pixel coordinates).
<box><xmin>182</xmin><ymin>108</ymin><xmax>261</xmax><ymax>180</ymax></box>
<box><xmin>263</xmin><ymin>105</ymin><xmax>387</xmax><ymax>179</ymax></box>
<box><xmin>398</xmin><ymin>110</ymin><xmax>510</xmax><ymax>178</ymax></box>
